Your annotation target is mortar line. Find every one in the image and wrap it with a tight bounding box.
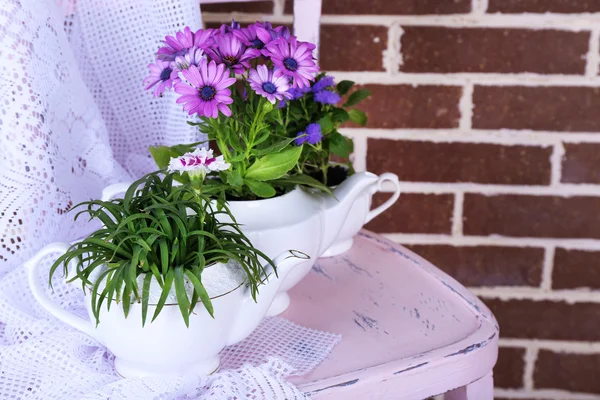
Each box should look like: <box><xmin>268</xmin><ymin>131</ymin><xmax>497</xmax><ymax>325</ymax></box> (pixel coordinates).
<box><xmin>202</xmin><ymin>13</ymin><xmax>600</xmax><ymax>29</ymax></box>
<box><xmin>523</xmin><ymin>346</ymin><xmax>538</xmax><ymax>391</ymax></box>
<box><xmin>495</xmin><ymin>388</ymin><xmax>600</xmax><ymax>400</ymax></box>
<box><xmin>383</xmin><ymin>233</ymin><xmax>600</xmax><ymax>250</ymax></box>
<box><xmin>540</xmin><ymin>246</ymin><xmax>555</xmax><ymax>291</ymax></box>
<box><xmin>272</xmin><ymin>0</ymin><xmax>284</xmax><ymax>17</ymax></box>
<box><xmin>383</xmin><ymin>23</ymin><xmax>403</xmax><ymax>75</ymax></box>
<box><xmin>451</xmin><ymin>192</ymin><xmax>464</xmax><ymax>237</ymax></box>
<box><xmin>472</xmin><ymin>0</ymin><xmax>489</xmax><ymax>15</ymax></box>
<box><xmin>469</xmin><ymin>287</ymin><xmax>600</xmax><ymax>303</ymax></box>
<box><xmin>585</xmin><ymin>27</ymin><xmax>600</xmax><ymax>77</ymax></box>
<box><xmin>316</xmin><ymin>71</ymin><xmax>600</xmax><ymax>86</ymax></box>
<box><xmin>500</xmin><ymin>338</ymin><xmax>600</xmax><ymax>353</ymax></box>
<box><xmin>550</xmin><ymin>143</ymin><xmax>565</xmax><ymax>186</ymax></box>
<box><xmin>459</xmin><ymin>82</ymin><xmax>474</xmax><ymax>130</ymax></box>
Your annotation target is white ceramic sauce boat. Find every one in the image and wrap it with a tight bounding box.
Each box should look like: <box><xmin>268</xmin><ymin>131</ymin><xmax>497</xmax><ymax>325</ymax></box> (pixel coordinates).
<box><xmin>26</xmin><ymin>242</ymin><xmax>308</xmax><ymax>378</ymax></box>
<box><xmin>321</xmin><ymin>172</ymin><xmax>401</xmax><ymax>257</ymax></box>
<box><xmin>101</xmin><ymin>172</ymin><xmax>380</xmax><ymax>315</ymax></box>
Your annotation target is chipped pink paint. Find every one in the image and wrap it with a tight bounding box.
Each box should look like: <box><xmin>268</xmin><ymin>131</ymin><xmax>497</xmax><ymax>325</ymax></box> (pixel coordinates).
<box><xmin>285</xmin><ymin>230</ymin><xmax>498</xmax><ymax>399</ymax></box>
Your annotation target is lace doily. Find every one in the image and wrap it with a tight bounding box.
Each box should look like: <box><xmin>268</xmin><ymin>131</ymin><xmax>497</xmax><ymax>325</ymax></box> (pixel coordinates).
<box><xmin>0</xmin><ymin>0</ymin><xmax>204</xmax><ymax>271</ymax></box>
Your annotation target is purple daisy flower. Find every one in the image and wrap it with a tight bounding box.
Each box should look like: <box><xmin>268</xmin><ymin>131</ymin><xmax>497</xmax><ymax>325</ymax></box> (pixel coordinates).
<box><xmin>312</xmin><ymin>75</ymin><xmax>335</xmax><ymax>92</ymax></box>
<box><xmin>314</xmin><ymin>90</ymin><xmax>341</xmax><ymax>105</ymax></box>
<box><xmin>218</xmin><ymin>20</ymin><xmax>241</xmax><ymax>34</ymax></box>
<box><xmin>174</xmin><ymin>47</ymin><xmax>205</xmax><ymax>70</ymax></box>
<box><xmin>157</xmin><ymin>27</ymin><xmax>214</xmax><ymax>61</ymax></box>
<box><xmin>174</xmin><ymin>58</ymin><xmax>236</xmax><ymax>118</ymax></box>
<box><xmin>266</xmin><ymin>37</ymin><xmax>318</xmax><ymax>88</ymax></box>
<box><xmin>205</xmin><ymin>33</ymin><xmax>261</xmax><ymax>75</ymax></box>
<box><xmin>249</xmin><ymin>65</ymin><xmax>292</xmax><ymax>104</ymax></box>
<box><xmin>144</xmin><ymin>59</ymin><xmax>179</xmax><ymax>97</ymax></box>
<box><xmin>295</xmin><ymin>123</ymin><xmax>322</xmax><ymax>146</ymax></box>
<box><xmin>233</xmin><ymin>23</ymin><xmax>272</xmax><ymax>51</ymax></box>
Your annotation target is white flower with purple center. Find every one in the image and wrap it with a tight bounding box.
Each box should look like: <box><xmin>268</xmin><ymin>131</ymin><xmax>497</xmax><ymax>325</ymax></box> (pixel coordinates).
<box><xmin>248</xmin><ymin>65</ymin><xmax>292</xmax><ymax>104</ymax></box>
<box><xmin>167</xmin><ymin>148</ymin><xmax>231</xmax><ymax>179</ymax></box>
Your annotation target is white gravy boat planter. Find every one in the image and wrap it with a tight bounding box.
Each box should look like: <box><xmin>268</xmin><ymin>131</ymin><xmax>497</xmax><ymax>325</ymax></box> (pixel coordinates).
<box><xmin>321</xmin><ymin>172</ymin><xmax>401</xmax><ymax>258</ymax></box>
<box><xmin>102</xmin><ymin>172</ymin><xmax>381</xmax><ymax>315</ymax></box>
<box><xmin>26</xmin><ymin>242</ymin><xmax>308</xmax><ymax>378</ymax></box>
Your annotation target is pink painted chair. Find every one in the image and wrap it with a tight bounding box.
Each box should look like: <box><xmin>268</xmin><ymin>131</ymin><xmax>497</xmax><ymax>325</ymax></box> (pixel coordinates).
<box><xmin>199</xmin><ymin>2</ymin><xmax>499</xmax><ymax>398</ymax></box>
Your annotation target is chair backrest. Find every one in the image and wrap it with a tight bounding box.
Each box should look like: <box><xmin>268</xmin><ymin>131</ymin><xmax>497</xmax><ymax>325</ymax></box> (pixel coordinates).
<box><xmin>199</xmin><ymin>0</ymin><xmax>322</xmax><ymax>58</ymax></box>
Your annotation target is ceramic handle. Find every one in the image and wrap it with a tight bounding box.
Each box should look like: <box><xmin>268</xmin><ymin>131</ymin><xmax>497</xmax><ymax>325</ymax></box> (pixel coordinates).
<box><xmin>365</xmin><ymin>173</ymin><xmax>401</xmax><ymax>224</ymax></box>
<box><xmin>101</xmin><ymin>182</ymin><xmax>132</xmax><ymax>201</ymax></box>
<box><xmin>26</xmin><ymin>242</ymin><xmax>97</xmax><ymax>338</ymax></box>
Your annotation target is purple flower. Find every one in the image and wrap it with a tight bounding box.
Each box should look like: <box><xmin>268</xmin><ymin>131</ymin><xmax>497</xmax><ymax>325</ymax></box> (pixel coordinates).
<box><xmin>266</xmin><ymin>37</ymin><xmax>318</xmax><ymax>88</ymax></box>
<box><xmin>174</xmin><ymin>47</ymin><xmax>205</xmax><ymax>70</ymax></box>
<box><xmin>144</xmin><ymin>59</ymin><xmax>179</xmax><ymax>97</ymax></box>
<box><xmin>174</xmin><ymin>58</ymin><xmax>236</xmax><ymax>118</ymax></box>
<box><xmin>295</xmin><ymin>123</ymin><xmax>322</xmax><ymax>146</ymax></box>
<box><xmin>314</xmin><ymin>90</ymin><xmax>341</xmax><ymax>105</ymax></box>
<box><xmin>233</xmin><ymin>23</ymin><xmax>272</xmax><ymax>51</ymax></box>
<box><xmin>287</xmin><ymin>86</ymin><xmax>310</xmax><ymax>100</ymax></box>
<box><xmin>205</xmin><ymin>33</ymin><xmax>260</xmax><ymax>74</ymax></box>
<box><xmin>157</xmin><ymin>27</ymin><xmax>214</xmax><ymax>61</ymax></box>
<box><xmin>218</xmin><ymin>20</ymin><xmax>241</xmax><ymax>34</ymax></box>
<box><xmin>249</xmin><ymin>65</ymin><xmax>292</xmax><ymax>104</ymax></box>
<box><xmin>312</xmin><ymin>75</ymin><xmax>335</xmax><ymax>92</ymax></box>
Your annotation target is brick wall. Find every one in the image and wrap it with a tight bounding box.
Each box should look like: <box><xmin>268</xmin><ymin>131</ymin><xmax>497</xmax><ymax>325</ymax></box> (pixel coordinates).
<box><xmin>201</xmin><ymin>1</ymin><xmax>600</xmax><ymax>398</ymax></box>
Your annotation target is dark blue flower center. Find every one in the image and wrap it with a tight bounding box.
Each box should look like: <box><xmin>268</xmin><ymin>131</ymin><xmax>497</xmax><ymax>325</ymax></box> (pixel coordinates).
<box><xmin>224</xmin><ymin>55</ymin><xmax>239</xmax><ymax>66</ymax></box>
<box><xmin>283</xmin><ymin>57</ymin><xmax>298</xmax><ymax>71</ymax></box>
<box><xmin>160</xmin><ymin>68</ymin><xmax>172</xmax><ymax>81</ymax></box>
<box><xmin>262</xmin><ymin>82</ymin><xmax>277</xmax><ymax>94</ymax></box>
<box><xmin>251</xmin><ymin>39</ymin><xmax>265</xmax><ymax>49</ymax></box>
<box><xmin>199</xmin><ymin>85</ymin><xmax>216</xmax><ymax>100</ymax></box>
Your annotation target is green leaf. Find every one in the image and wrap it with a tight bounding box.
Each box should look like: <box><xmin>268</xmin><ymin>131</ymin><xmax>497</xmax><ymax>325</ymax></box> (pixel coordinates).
<box><xmin>245</xmin><ymin>179</ymin><xmax>276</xmax><ymax>198</ymax></box>
<box><xmin>152</xmin><ymin>269</ymin><xmax>174</xmax><ymax>322</ymax></box>
<box><xmin>348</xmin><ymin>109</ymin><xmax>367</xmax><ymax>126</ymax></box>
<box><xmin>274</xmin><ymin>174</ymin><xmax>333</xmax><ymax>195</ymax></box>
<box><xmin>174</xmin><ymin>266</ymin><xmax>190</xmax><ymax>327</ymax></box>
<box><xmin>148</xmin><ymin>146</ymin><xmax>172</xmax><ymax>170</ymax></box>
<box><xmin>343</xmin><ymin>89</ymin><xmax>371</xmax><ymax>107</ymax></box>
<box><xmin>331</xmin><ymin>108</ymin><xmax>350</xmax><ymax>124</ymax></box>
<box><xmin>245</xmin><ymin>146</ymin><xmax>302</xmax><ymax>181</ymax></box>
<box><xmin>319</xmin><ymin>115</ymin><xmax>334</xmax><ymax>134</ymax></box>
<box><xmin>336</xmin><ymin>80</ymin><xmax>355</xmax><ymax>95</ymax></box>
<box><xmin>141</xmin><ymin>272</ymin><xmax>153</xmax><ymax>327</ymax></box>
<box><xmin>253</xmin><ymin>137</ymin><xmax>298</xmax><ymax>157</ymax></box>
<box><xmin>184</xmin><ymin>270</ymin><xmax>214</xmax><ymax>318</ymax></box>
<box><xmin>226</xmin><ymin>170</ymin><xmax>243</xmax><ymax>187</ymax></box>
<box><xmin>329</xmin><ymin>131</ymin><xmax>351</xmax><ymax>158</ymax></box>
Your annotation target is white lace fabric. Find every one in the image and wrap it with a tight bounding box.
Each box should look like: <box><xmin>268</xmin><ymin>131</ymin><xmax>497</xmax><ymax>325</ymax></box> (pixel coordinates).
<box><xmin>0</xmin><ymin>0</ymin><xmax>341</xmax><ymax>398</ymax></box>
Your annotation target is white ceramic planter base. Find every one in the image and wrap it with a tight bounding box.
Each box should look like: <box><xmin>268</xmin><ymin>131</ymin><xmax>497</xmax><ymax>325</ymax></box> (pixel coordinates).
<box><xmin>320</xmin><ymin>238</ymin><xmax>354</xmax><ymax>258</ymax></box>
<box><xmin>266</xmin><ymin>292</ymin><xmax>291</xmax><ymax>317</ymax></box>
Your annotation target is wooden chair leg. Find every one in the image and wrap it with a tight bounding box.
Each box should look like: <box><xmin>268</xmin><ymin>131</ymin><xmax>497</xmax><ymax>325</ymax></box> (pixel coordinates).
<box><xmin>444</xmin><ymin>372</ymin><xmax>494</xmax><ymax>400</ymax></box>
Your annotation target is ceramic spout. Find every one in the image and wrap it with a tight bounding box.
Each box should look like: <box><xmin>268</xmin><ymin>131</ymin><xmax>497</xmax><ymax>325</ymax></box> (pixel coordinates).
<box><xmin>226</xmin><ymin>251</ymin><xmax>309</xmax><ymax>345</ymax></box>
<box><xmin>319</xmin><ymin>172</ymin><xmax>379</xmax><ymax>254</ymax></box>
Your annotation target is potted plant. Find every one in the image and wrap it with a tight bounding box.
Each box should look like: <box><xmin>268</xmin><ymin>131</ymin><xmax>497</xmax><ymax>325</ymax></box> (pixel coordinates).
<box><xmin>103</xmin><ymin>21</ymin><xmax>382</xmax><ymax>315</ymax></box>
<box><xmin>280</xmin><ymin>74</ymin><xmax>402</xmax><ymax>257</ymax></box>
<box><xmin>26</xmin><ymin>169</ymin><xmax>308</xmax><ymax>378</ymax></box>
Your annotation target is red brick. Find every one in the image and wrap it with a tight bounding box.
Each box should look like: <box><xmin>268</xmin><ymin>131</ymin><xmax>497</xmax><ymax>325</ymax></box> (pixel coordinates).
<box><xmin>401</xmin><ymin>27</ymin><xmax>588</xmax><ymax>74</ymax></box>
<box><xmin>407</xmin><ymin>245</ymin><xmax>543</xmax><ymax>287</ymax></box>
<box><xmin>320</xmin><ymin>25</ymin><xmax>387</xmax><ymax>72</ymax></box>
<box><xmin>200</xmin><ymin>1</ymin><xmax>274</xmax><ymax>13</ymax></box>
<box><xmin>366</xmin><ymin>140</ymin><xmax>552</xmax><ymax>185</ymax></box>
<box><xmin>495</xmin><ymin>347</ymin><xmax>525</xmax><ymax>389</ymax></box>
<box><xmin>348</xmin><ymin>85</ymin><xmax>461</xmax><ymax>129</ymax></box>
<box><xmin>365</xmin><ymin>193</ymin><xmax>453</xmax><ymax>234</ymax></box>
<box><xmin>562</xmin><ymin>143</ymin><xmax>600</xmax><ymax>183</ymax></box>
<box><xmin>553</xmin><ymin>249</ymin><xmax>600</xmax><ymax>289</ymax></box>
<box><xmin>286</xmin><ymin>0</ymin><xmax>471</xmax><ymax>14</ymax></box>
<box><xmin>464</xmin><ymin>194</ymin><xmax>600</xmax><ymax>238</ymax></box>
<box><xmin>535</xmin><ymin>350</ymin><xmax>600</xmax><ymax>393</ymax></box>
<box><xmin>489</xmin><ymin>0</ymin><xmax>600</xmax><ymax>13</ymax></box>
<box><xmin>473</xmin><ymin>86</ymin><xmax>600</xmax><ymax>132</ymax></box>
<box><xmin>484</xmin><ymin>298</ymin><xmax>600</xmax><ymax>340</ymax></box>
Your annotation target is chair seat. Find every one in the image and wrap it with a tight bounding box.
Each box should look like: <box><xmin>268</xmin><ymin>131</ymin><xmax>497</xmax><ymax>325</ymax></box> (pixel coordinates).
<box><xmin>285</xmin><ymin>230</ymin><xmax>499</xmax><ymax>400</ymax></box>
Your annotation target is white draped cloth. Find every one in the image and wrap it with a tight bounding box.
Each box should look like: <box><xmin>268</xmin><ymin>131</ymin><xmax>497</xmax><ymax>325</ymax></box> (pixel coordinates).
<box><xmin>0</xmin><ymin>1</ymin><xmax>340</xmax><ymax>398</ymax></box>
